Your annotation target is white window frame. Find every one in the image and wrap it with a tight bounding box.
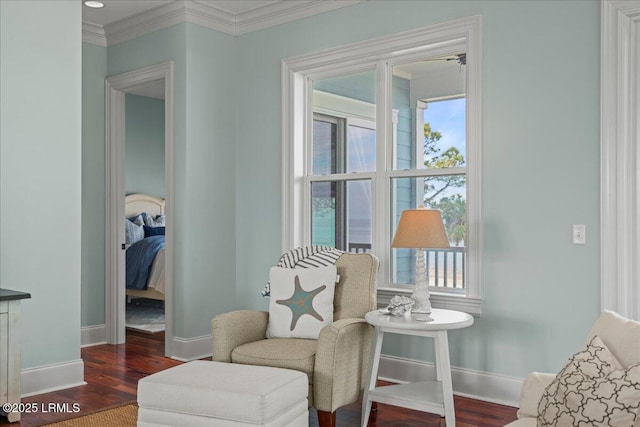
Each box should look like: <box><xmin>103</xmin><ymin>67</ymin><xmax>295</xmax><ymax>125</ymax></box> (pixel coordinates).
<box><xmin>282</xmin><ymin>16</ymin><xmax>483</xmax><ymax>315</ymax></box>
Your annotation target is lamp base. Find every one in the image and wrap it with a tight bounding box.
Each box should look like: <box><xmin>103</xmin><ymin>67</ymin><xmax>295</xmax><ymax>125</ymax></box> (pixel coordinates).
<box><xmin>411</xmin><ymin>248</ymin><xmax>432</xmax><ymax>314</ymax></box>
<box><xmin>410</xmin><ymin>303</ymin><xmax>432</xmax><ymax>314</ymax></box>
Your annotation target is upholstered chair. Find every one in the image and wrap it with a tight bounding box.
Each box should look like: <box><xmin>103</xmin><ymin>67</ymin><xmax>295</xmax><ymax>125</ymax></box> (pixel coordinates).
<box><xmin>506</xmin><ymin>310</ymin><xmax>640</xmax><ymax>427</ymax></box>
<box><xmin>211</xmin><ymin>252</ymin><xmax>379</xmax><ymax>427</ymax></box>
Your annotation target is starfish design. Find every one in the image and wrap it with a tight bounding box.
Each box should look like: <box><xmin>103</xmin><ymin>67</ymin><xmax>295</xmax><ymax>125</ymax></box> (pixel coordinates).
<box><xmin>276</xmin><ymin>275</ymin><xmax>327</xmax><ymax>331</ymax></box>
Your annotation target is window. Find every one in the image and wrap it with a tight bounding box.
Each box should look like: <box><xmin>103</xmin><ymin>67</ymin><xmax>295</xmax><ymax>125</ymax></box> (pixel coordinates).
<box><xmin>282</xmin><ymin>17</ymin><xmax>482</xmax><ymax>314</ymax></box>
<box><xmin>392</xmin><ymin>96</ymin><xmax>467</xmax><ymax>289</ymax></box>
<box><xmin>310</xmin><ymin>80</ymin><xmax>379</xmax><ymax>252</ymax></box>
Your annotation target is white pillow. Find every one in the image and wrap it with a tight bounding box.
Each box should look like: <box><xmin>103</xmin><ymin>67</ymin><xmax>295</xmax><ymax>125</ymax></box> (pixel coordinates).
<box><xmin>125</xmin><ymin>215</ymin><xmax>145</xmax><ymax>245</ymax></box>
<box><xmin>267</xmin><ymin>266</ymin><xmax>337</xmax><ymax>339</ymax></box>
<box><xmin>144</xmin><ymin>214</ymin><xmax>165</xmax><ymax>228</ymax></box>
<box><xmin>538</xmin><ymin>335</ymin><xmax>640</xmax><ymax>427</ymax></box>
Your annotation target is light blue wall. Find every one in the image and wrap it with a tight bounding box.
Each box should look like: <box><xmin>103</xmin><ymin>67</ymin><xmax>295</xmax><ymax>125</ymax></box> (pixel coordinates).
<box><xmin>0</xmin><ymin>0</ymin><xmax>82</xmax><ymax>368</ymax></box>
<box><xmin>234</xmin><ymin>0</ymin><xmax>601</xmax><ymax>378</ymax></box>
<box><xmin>82</xmin><ymin>43</ymin><xmax>107</xmax><ymax>328</ymax></box>
<box><xmin>180</xmin><ymin>24</ymin><xmax>237</xmax><ymax>336</ymax></box>
<box><xmin>105</xmin><ymin>23</ymin><xmax>237</xmax><ymax>338</ymax></box>
<box><xmin>125</xmin><ymin>94</ymin><xmax>166</xmax><ymax>198</ymax></box>
<box><xmin>79</xmin><ymin>1</ymin><xmax>601</xmax><ymax>380</ymax></box>
<box><xmin>82</xmin><ymin>24</ymin><xmax>187</xmax><ymax>332</ymax></box>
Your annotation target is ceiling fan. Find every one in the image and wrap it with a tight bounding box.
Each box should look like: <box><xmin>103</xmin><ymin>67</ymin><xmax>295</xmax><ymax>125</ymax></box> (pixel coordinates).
<box><xmin>446</xmin><ymin>53</ymin><xmax>466</xmax><ymax>66</ymax></box>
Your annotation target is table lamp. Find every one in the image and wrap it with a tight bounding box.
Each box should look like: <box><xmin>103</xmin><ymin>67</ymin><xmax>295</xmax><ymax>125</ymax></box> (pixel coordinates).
<box><xmin>391</xmin><ymin>207</ymin><xmax>450</xmax><ymax>314</ymax></box>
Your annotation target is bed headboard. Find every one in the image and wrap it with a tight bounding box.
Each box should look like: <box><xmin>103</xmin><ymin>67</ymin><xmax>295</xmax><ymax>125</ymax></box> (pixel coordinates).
<box><xmin>125</xmin><ymin>193</ymin><xmax>165</xmax><ymax>217</ymax></box>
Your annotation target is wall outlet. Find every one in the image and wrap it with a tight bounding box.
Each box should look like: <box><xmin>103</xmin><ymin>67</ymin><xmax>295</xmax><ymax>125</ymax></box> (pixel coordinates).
<box><xmin>572</xmin><ymin>224</ymin><xmax>586</xmax><ymax>245</ymax></box>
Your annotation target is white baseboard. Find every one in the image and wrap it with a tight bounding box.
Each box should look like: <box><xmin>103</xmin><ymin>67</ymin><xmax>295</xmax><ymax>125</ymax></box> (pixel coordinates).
<box><xmin>21</xmin><ymin>359</ymin><xmax>86</xmax><ymax>397</ymax></box>
<box><xmin>378</xmin><ymin>354</ymin><xmax>522</xmax><ymax>407</ymax></box>
<box><xmin>160</xmin><ymin>334</ymin><xmax>522</xmax><ymax>406</ymax></box>
<box><xmin>171</xmin><ymin>335</ymin><xmax>212</xmax><ymax>362</ymax></box>
<box><xmin>81</xmin><ymin>325</ymin><xmax>212</xmax><ymax>361</ymax></box>
<box><xmin>81</xmin><ymin>324</ymin><xmax>107</xmax><ymax>347</ymax></box>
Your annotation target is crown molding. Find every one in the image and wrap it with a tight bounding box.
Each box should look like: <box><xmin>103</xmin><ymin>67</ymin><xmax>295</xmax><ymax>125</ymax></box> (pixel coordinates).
<box><xmin>82</xmin><ymin>21</ymin><xmax>107</xmax><ymax>47</ymax></box>
<box><xmin>103</xmin><ymin>1</ymin><xmax>186</xmax><ymax>47</ymax></box>
<box><xmin>186</xmin><ymin>1</ymin><xmax>235</xmax><ymax>35</ymax></box>
<box><xmin>81</xmin><ymin>0</ymin><xmax>363</xmax><ymax>46</ymax></box>
<box><xmin>233</xmin><ymin>0</ymin><xmax>364</xmax><ymax>35</ymax></box>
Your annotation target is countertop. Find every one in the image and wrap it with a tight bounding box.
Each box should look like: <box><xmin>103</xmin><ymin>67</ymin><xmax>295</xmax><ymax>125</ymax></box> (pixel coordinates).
<box><xmin>0</xmin><ymin>288</ymin><xmax>32</xmax><ymax>301</ymax></box>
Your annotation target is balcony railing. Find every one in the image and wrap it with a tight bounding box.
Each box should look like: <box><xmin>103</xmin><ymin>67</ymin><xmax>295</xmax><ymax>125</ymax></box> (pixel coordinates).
<box><xmin>348</xmin><ymin>243</ymin><xmax>371</xmax><ymax>253</ymax></box>
<box><xmin>348</xmin><ymin>243</ymin><xmax>466</xmax><ymax>290</ymax></box>
<box><xmin>425</xmin><ymin>247</ymin><xmax>465</xmax><ymax>289</ymax></box>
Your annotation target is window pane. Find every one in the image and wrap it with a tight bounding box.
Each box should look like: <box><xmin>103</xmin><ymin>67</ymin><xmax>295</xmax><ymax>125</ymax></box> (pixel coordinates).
<box><xmin>313</xmin><ymin>116</ymin><xmax>337</xmax><ymax>176</ymax></box>
<box><xmin>423</xmin><ymin>98</ymin><xmax>466</xmax><ymax>168</ymax></box>
<box><xmin>391</xmin><ymin>176</ymin><xmax>466</xmax><ymax>289</ymax></box>
<box><xmin>391</xmin><ymin>55</ymin><xmax>466</xmax><ymax>171</ymax></box>
<box><xmin>312</xmin><ymin>70</ymin><xmax>376</xmax><ymax>174</ymax></box>
<box><xmin>311</xmin><ymin>182</ymin><xmax>336</xmax><ymax>247</ymax></box>
<box><xmin>311</xmin><ymin>180</ymin><xmax>371</xmax><ymax>252</ymax></box>
<box><xmin>346</xmin><ymin>124</ymin><xmax>376</xmax><ymax>173</ymax></box>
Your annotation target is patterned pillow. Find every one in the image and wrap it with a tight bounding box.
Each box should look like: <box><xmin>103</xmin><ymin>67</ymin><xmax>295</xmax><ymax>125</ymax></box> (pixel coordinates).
<box><xmin>266</xmin><ymin>266</ymin><xmax>337</xmax><ymax>339</ymax></box>
<box><xmin>144</xmin><ymin>214</ymin><xmax>165</xmax><ymax>228</ymax></box>
<box><xmin>538</xmin><ymin>335</ymin><xmax>640</xmax><ymax>427</ymax></box>
<box><xmin>125</xmin><ymin>215</ymin><xmax>145</xmax><ymax>245</ymax></box>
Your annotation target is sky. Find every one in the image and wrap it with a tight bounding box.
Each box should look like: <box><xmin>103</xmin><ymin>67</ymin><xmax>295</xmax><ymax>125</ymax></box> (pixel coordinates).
<box><xmin>424</xmin><ymin>97</ymin><xmax>466</xmax><ymax>161</ymax></box>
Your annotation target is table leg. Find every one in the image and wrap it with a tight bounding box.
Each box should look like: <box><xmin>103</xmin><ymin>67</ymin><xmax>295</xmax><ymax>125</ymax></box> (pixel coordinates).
<box><xmin>361</xmin><ymin>328</ymin><xmax>384</xmax><ymax>427</ymax></box>
<box><xmin>435</xmin><ymin>330</ymin><xmax>454</xmax><ymax>426</ymax></box>
<box><xmin>434</xmin><ymin>337</ymin><xmax>442</xmax><ymax>381</ymax></box>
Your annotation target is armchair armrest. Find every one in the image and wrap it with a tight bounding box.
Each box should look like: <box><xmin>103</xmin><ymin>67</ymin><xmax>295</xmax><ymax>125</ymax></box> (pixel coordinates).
<box><xmin>516</xmin><ymin>371</ymin><xmax>556</xmax><ymax>419</ymax></box>
<box><xmin>211</xmin><ymin>310</ymin><xmax>268</xmax><ymax>362</ymax></box>
<box><xmin>314</xmin><ymin>318</ymin><xmax>373</xmax><ymax>413</ymax></box>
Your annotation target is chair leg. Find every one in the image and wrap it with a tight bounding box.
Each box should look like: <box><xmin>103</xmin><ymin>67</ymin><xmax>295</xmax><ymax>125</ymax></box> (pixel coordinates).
<box><xmin>317</xmin><ymin>410</ymin><xmax>336</xmax><ymax>427</ymax></box>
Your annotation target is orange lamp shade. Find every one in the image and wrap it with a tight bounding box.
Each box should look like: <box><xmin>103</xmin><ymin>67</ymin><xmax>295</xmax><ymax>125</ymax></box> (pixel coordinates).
<box><xmin>391</xmin><ymin>208</ymin><xmax>450</xmax><ymax>249</ymax></box>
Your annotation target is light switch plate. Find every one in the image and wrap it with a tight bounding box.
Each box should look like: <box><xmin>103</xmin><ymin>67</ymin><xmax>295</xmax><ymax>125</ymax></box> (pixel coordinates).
<box><xmin>573</xmin><ymin>224</ymin><xmax>586</xmax><ymax>245</ymax></box>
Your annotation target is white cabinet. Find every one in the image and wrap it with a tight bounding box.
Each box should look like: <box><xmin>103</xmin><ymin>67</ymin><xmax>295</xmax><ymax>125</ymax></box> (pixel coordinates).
<box><xmin>0</xmin><ymin>289</ymin><xmax>30</xmax><ymax>423</ymax></box>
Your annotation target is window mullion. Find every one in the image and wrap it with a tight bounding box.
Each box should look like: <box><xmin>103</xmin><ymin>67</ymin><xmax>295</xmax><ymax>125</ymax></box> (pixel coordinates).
<box><xmin>375</xmin><ymin>60</ymin><xmax>391</xmax><ymax>286</ymax></box>
<box><xmin>308</xmin><ymin>172</ymin><xmax>375</xmax><ymax>182</ymax></box>
<box><xmin>336</xmin><ymin>117</ymin><xmax>347</xmax><ymax>248</ymax></box>
<box><xmin>388</xmin><ymin>167</ymin><xmax>467</xmax><ymax>179</ymax></box>
<box><xmin>302</xmin><ymin>76</ymin><xmax>314</xmax><ymax>246</ymax></box>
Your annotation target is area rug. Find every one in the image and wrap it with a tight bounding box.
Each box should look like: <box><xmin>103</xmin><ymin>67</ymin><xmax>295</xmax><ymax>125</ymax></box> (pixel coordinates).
<box><xmin>42</xmin><ymin>404</ymin><xmax>137</xmax><ymax>427</ymax></box>
<box><xmin>125</xmin><ymin>298</ymin><xmax>165</xmax><ymax>333</ymax></box>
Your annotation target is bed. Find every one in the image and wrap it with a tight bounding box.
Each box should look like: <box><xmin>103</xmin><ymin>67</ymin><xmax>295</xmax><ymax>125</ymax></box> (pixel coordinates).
<box><xmin>125</xmin><ymin>193</ymin><xmax>166</xmax><ymax>301</ymax></box>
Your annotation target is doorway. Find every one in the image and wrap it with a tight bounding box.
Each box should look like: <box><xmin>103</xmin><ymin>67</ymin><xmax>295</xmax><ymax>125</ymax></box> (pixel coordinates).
<box><xmin>105</xmin><ymin>62</ymin><xmax>174</xmax><ymax>356</ymax></box>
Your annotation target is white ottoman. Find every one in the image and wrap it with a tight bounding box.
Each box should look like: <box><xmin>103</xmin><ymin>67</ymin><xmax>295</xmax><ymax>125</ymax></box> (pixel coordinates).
<box><xmin>137</xmin><ymin>361</ymin><xmax>308</xmax><ymax>427</ymax></box>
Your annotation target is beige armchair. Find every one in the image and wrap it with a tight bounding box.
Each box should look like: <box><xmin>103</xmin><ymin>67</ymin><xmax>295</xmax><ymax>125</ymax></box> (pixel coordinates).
<box><xmin>506</xmin><ymin>311</ymin><xmax>640</xmax><ymax>427</ymax></box>
<box><xmin>211</xmin><ymin>252</ymin><xmax>379</xmax><ymax>427</ymax></box>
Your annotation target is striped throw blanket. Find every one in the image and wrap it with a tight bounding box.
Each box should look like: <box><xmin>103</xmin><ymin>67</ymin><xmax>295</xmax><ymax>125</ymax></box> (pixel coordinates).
<box><xmin>261</xmin><ymin>246</ymin><xmax>344</xmax><ymax>297</ymax></box>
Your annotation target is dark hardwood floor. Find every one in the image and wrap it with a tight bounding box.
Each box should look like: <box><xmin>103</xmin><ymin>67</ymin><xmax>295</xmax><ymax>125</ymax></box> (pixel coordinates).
<box><xmin>1</xmin><ymin>330</ymin><xmax>517</xmax><ymax>427</ymax></box>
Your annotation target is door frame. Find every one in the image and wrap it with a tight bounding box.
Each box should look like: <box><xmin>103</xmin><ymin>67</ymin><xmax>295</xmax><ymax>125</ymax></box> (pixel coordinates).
<box><xmin>105</xmin><ymin>62</ymin><xmax>175</xmax><ymax>355</ymax></box>
<box><xmin>601</xmin><ymin>1</ymin><xmax>640</xmax><ymax>320</ymax></box>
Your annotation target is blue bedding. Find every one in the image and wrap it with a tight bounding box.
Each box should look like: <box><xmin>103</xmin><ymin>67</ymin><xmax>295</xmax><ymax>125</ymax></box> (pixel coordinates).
<box><xmin>126</xmin><ymin>235</ymin><xmax>165</xmax><ymax>290</ymax></box>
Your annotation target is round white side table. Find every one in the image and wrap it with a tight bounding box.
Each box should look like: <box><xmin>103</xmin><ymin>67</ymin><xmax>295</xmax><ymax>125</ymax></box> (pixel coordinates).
<box><xmin>361</xmin><ymin>308</ymin><xmax>474</xmax><ymax>427</ymax></box>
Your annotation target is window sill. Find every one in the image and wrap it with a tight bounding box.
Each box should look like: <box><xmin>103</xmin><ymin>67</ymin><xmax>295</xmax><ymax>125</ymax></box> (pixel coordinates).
<box><xmin>377</xmin><ymin>286</ymin><xmax>482</xmax><ymax>316</ymax></box>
